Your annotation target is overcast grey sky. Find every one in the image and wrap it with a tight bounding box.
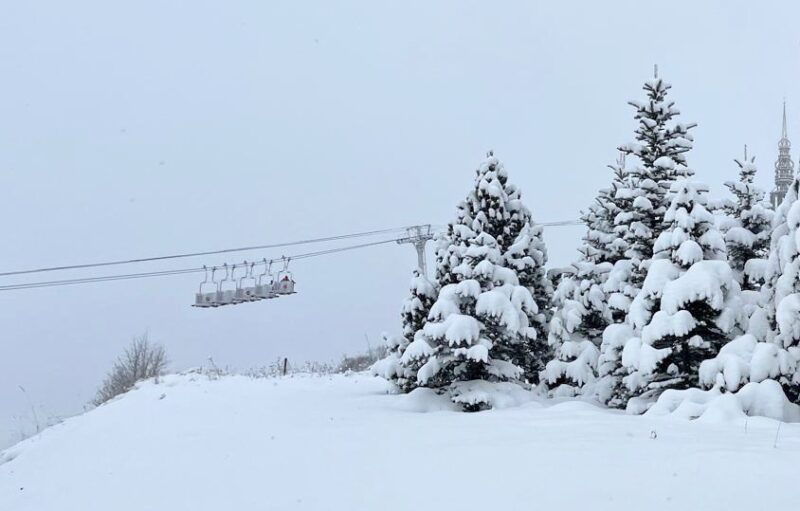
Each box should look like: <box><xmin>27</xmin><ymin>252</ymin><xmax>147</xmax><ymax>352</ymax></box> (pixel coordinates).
<box><xmin>2</xmin><ymin>0</ymin><xmax>800</xmax><ymax>447</ymax></box>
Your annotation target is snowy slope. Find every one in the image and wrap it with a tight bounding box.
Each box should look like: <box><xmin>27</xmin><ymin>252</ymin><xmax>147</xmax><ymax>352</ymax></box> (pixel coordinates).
<box><xmin>2</xmin><ymin>373</ymin><xmax>799</xmax><ymax>511</ymax></box>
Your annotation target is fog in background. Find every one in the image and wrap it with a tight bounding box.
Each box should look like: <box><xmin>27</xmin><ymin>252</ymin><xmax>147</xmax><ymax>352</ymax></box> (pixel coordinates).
<box><xmin>2</xmin><ymin>0</ymin><xmax>799</xmax><ymax>447</ymax></box>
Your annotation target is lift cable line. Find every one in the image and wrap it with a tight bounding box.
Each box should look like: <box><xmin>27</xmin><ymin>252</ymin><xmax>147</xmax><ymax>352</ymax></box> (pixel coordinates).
<box><xmin>0</xmin><ymin>226</ymin><xmax>413</xmax><ymax>279</ymax></box>
<box><xmin>0</xmin><ymin>238</ymin><xmax>402</xmax><ymax>292</ymax></box>
<box><xmin>0</xmin><ymin>219</ymin><xmax>582</xmax><ymax>300</ymax></box>
<box><xmin>0</xmin><ymin>220</ymin><xmax>580</xmax><ymax>280</ymax></box>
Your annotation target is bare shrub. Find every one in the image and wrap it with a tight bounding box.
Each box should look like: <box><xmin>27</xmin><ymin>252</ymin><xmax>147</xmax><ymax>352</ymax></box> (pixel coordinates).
<box><xmin>93</xmin><ymin>334</ymin><xmax>169</xmax><ymax>405</ymax></box>
<box><xmin>336</xmin><ymin>345</ymin><xmax>387</xmax><ymax>373</ymax></box>
<box><xmin>242</xmin><ymin>358</ymin><xmax>335</xmax><ymax>378</ymax></box>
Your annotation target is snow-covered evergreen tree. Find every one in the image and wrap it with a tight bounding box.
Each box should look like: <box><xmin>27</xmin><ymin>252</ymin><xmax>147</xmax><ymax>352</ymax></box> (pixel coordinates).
<box><xmin>699</xmin><ymin>179</ymin><xmax>800</xmax><ymax>401</ymax></box>
<box><xmin>597</xmin><ymin>75</ymin><xmax>697</xmax><ymax>408</ymax></box>
<box><xmin>434</xmin><ymin>200</ymin><xmax>474</xmax><ymax>287</ymax></box>
<box><xmin>504</xmin><ymin>222</ymin><xmax>551</xmax><ymax>383</ymax></box>
<box><xmin>720</xmin><ymin>154</ymin><xmax>773</xmax><ymax>290</ymax></box>
<box><xmin>603</xmin><ymin>154</ymin><xmax>641</xmax><ymax>322</ymax></box>
<box><xmin>544</xmin><ymin>258</ymin><xmax>608</xmax><ymax>395</ymax></box>
<box><xmin>545</xmin><ymin>158</ymin><xmax>627</xmax><ymax>395</ymax></box>
<box><xmin>595</xmin><ymin>158</ymin><xmax>642</xmax><ymax>405</ymax></box>
<box><xmin>498</xmin><ymin>172</ymin><xmax>552</xmax><ymax>383</ymax></box>
<box><xmin>621</xmin><ymin>180</ymin><xmax>740</xmax><ymax>410</ymax></box>
<box><xmin>755</xmin><ymin>179</ymin><xmax>800</xmax><ymax>400</ymax></box>
<box><xmin>396</xmin><ymin>269</ymin><xmax>437</xmax><ymax>390</ymax></box>
<box><xmin>404</xmin><ymin>154</ymin><xmax>540</xmax><ymax>410</ymax></box>
<box><xmin>619</xmin><ymin>76</ymin><xmax>696</xmax><ymax>286</ymax></box>
<box><xmin>372</xmin><ymin>269</ymin><xmax>437</xmax><ymax>391</ymax></box>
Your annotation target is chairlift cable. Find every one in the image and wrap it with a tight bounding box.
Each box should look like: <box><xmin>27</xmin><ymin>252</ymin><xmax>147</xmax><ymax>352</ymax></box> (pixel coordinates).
<box><xmin>0</xmin><ymin>226</ymin><xmax>411</xmax><ymax>278</ymax></box>
<box><xmin>0</xmin><ymin>238</ymin><xmax>401</xmax><ymax>292</ymax></box>
<box><xmin>0</xmin><ymin>219</ymin><xmax>582</xmax><ymax>292</ymax></box>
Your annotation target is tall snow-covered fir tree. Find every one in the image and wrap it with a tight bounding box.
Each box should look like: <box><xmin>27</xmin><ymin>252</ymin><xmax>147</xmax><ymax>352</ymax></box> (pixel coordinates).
<box><xmin>545</xmin><ymin>157</ymin><xmax>629</xmax><ymax>396</ymax></box>
<box><xmin>503</xmin><ymin>173</ymin><xmax>552</xmax><ymax>383</ymax></box>
<box><xmin>434</xmin><ymin>200</ymin><xmax>474</xmax><ymax>288</ymax></box>
<box><xmin>621</xmin><ymin>180</ymin><xmax>740</xmax><ymax>410</ymax></box>
<box><xmin>596</xmin><ymin>74</ymin><xmax>697</xmax><ymax>408</ymax></box>
<box><xmin>596</xmin><ymin>154</ymin><xmax>642</xmax><ymax>405</ymax></box>
<box><xmin>755</xmin><ymin>178</ymin><xmax>800</xmax><ymax>401</ymax></box>
<box><xmin>371</xmin><ymin>269</ymin><xmax>437</xmax><ymax>392</ymax></box>
<box><xmin>699</xmin><ymin>178</ymin><xmax>800</xmax><ymax>402</ymax></box>
<box><xmin>403</xmin><ymin>154</ymin><xmax>543</xmax><ymax>410</ymax></box>
<box><xmin>505</xmin><ymin>223</ymin><xmax>551</xmax><ymax>383</ymax></box>
<box><xmin>394</xmin><ymin>269</ymin><xmax>438</xmax><ymax>391</ymax></box>
<box><xmin>720</xmin><ymin>152</ymin><xmax>773</xmax><ymax>291</ymax></box>
<box><xmin>544</xmin><ymin>258</ymin><xmax>609</xmax><ymax>395</ymax></box>
<box><xmin>619</xmin><ymin>75</ymin><xmax>696</xmax><ymax>287</ymax></box>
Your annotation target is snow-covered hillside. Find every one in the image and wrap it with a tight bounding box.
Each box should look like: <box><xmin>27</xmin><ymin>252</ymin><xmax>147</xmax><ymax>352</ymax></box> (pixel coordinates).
<box><xmin>2</xmin><ymin>373</ymin><xmax>799</xmax><ymax>511</ymax></box>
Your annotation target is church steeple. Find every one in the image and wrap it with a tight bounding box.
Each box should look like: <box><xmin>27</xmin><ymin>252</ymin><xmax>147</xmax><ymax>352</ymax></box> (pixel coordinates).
<box><xmin>783</xmin><ymin>100</ymin><xmax>789</xmax><ymax>139</ymax></box>
<box><xmin>771</xmin><ymin>100</ymin><xmax>795</xmax><ymax>208</ymax></box>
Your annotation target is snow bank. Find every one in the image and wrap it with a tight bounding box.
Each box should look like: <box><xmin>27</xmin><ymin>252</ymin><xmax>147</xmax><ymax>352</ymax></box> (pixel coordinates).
<box><xmin>449</xmin><ymin>380</ymin><xmax>536</xmax><ymax>409</ymax></box>
<box><xmin>647</xmin><ymin>380</ymin><xmax>800</xmax><ymax>423</ymax></box>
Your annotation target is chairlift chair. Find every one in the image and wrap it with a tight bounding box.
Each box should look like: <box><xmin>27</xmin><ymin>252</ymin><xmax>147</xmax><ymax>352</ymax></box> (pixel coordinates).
<box><xmin>216</xmin><ymin>264</ymin><xmax>237</xmax><ymax>306</ymax></box>
<box><xmin>273</xmin><ymin>257</ymin><xmax>296</xmax><ymax>295</ymax></box>
<box><xmin>255</xmin><ymin>259</ymin><xmax>278</xmax><ymax>299</ymax></box>
<box><xmin>193</xmin><ymin>266</ymin><xmax>216</xmax><ymax>307</ymax></box>
<box><xmin>234</xmin><ymin>261</ymin><xmax>261</xmax><ymax>303</ymax></box>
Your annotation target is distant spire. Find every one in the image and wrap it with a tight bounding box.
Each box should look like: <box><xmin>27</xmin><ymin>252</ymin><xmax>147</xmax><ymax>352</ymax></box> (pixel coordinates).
<box><xmin>772</xmin><ymin>100</ymin><xmax>795</xmax><ymax>208</ymax></box>
<box><xmin>654</xmin><ymin>64</ymin><xmax>659</xmax><ymax>79</ymax></box>
<box><xmin>744</xmin><ymin>144</ymin><xmax>748</xmax><ymax>161</ymax></box>
<box><xmin>783</xmin><ymin>99</ymin><xmax>788</xmax><ymax>139</ymax></box>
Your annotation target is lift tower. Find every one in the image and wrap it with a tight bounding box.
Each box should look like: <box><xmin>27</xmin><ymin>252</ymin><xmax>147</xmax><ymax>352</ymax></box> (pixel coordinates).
<box><xmin>396</xmin><ymin>224</ymin><xmax>434</xmax><ymax>277</ymax></box>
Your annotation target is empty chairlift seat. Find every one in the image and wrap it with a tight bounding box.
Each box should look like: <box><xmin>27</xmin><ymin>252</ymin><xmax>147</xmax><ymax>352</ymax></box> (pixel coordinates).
<box><xmin>215</xmin><ymin>264</ymin><xmax>237</xmax><ymax>306</ymax></box>
<box><xmin>234</xmin><ymin>262</ymin><xmax>261</xmax><ymax>303</ymax></box>
<box><xmin>193</xmin><ymin>266</ymin><xmax>218</xmax><ymax>308</ymax></box>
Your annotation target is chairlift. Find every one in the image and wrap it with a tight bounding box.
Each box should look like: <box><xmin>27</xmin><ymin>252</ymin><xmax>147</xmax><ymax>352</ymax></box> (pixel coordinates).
<box><xmin>273</xmin><ymin>257</ymin><xmax>296</xmax><ymax>295</ymax></box>
<box><xmin>255</xmin><ymin>259</ymin><xmax>278</xmax><ymax>299</ymax></box>
<box><xmin>216</xmin><ymin>263</ymin><xmax>237</xmax><ymax>306</ymax></box>
<box><xmin>193</xmin><ymin>266</ymin><xmax>216</xmax><ymax>307</ymax></box>
<box><xmin>234</xmin><ymin>261</ymin><xmax>260</xmax><ymax>303</ymax></box>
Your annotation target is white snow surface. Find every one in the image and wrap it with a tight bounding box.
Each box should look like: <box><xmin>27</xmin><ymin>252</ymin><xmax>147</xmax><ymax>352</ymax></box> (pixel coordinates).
<box><xmin>648</xmin><ymin>380</ymin><xmax>800</xmax><ymax>423</ymax></box>
<box><xmin>3</xmin><ymin>373</ymin><xmax>800</xmax><ymax>511</ymax></box>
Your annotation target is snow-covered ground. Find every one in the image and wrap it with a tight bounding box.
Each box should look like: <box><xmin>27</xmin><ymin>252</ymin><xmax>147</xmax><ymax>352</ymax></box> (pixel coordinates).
<box><xmin>2</xmin><ymin>373</ymin><xmax>799</xmax><ymax>511</ymax></box>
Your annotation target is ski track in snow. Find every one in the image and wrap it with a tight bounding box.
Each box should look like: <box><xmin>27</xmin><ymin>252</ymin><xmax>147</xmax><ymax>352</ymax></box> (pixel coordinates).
<box><xmin>1</xmin><ymin>373</ymin><xmax>798</xmax><ymax>511</ymax></box>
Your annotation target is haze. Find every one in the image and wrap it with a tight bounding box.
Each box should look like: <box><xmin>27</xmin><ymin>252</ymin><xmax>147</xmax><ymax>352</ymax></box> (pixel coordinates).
<box><xmin>1</xmin><ymin>0</ymin><xmax>798</xmax><ymax>447</ymax></box>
